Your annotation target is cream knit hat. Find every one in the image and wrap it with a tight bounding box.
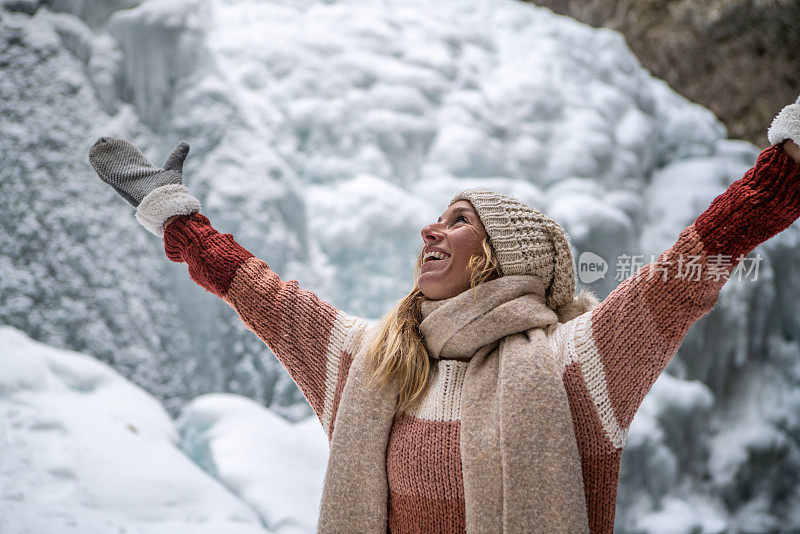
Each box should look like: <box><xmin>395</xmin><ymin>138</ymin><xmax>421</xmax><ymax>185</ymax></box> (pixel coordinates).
<box><xmin>450</xmin><ymin>187</ymin><xmax>576</xmax><ymax>310</ymax></box>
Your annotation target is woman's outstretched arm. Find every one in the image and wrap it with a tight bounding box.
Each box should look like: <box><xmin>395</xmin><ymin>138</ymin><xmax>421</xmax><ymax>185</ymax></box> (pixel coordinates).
<box><xmin>550</xmin><ymin>111</ymin><xmax>800</xmax><ymax>533</ymax></box>
<box><xmin>88</xmin><ymin>137</ymin><xmax>370</xmax><ymax>439</ymax></box>
<box><xmin>558</xmin><ymin>140</ymin><xmax>800</xmax><ymax>447</ymax></box>
<box><xmin>163</xmin><ymin>213</ymin><xmax>371</xmax><ymax>439</ymax></box>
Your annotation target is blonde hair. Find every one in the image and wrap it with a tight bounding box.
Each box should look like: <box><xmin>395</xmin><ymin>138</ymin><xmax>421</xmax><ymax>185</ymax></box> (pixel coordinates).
<box><xmin>364</xmin><ymin>231</ymin><xmax>599</xmax><ymax>413</ymax></box>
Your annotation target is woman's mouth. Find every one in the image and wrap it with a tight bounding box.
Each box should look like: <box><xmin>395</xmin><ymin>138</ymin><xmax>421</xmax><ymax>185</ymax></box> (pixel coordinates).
<box><xmin>423</xmin><ymin>250</ymin><xmax>451</xmax><ymax>263</ymax></box>
<box><xmin>422</xmin><ymin>251</ymin><xmax>451</xmax><ymax>272</ymax></box>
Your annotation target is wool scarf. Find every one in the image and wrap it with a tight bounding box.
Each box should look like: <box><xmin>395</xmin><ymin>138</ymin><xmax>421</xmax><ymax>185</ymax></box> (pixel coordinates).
<box><xmin>317</xmin><ymin>275</ymin><xmax>590</xmax><ymax>533</ymax></box>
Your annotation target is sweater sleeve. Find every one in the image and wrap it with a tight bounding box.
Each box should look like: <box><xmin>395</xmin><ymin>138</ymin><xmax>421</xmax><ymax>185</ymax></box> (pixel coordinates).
<box><xmin>552</xmin><ymin>144</ymin><xmax>800</xmax><ymax>534</ymax></box>
<box><xmin>163</xmin><ymin>213</ymin><xmax>371</xmax><ymax>439</ymax></box>
<box><xmin>558</xmin><ymin>143</ymin><xmax>800</xmax><ymax>450</ymax></box>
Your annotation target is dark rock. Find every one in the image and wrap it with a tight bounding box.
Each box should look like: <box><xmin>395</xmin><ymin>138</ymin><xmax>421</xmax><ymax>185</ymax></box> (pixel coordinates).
<box><xmin>1</xmin><ymin>0</ymin><xmax>39</xmax><ymax>15</ymax></box>
<box><xmin>526</xmin><ymin>0</ymin><xmax>800</xmax><ymax>146</ymax></box>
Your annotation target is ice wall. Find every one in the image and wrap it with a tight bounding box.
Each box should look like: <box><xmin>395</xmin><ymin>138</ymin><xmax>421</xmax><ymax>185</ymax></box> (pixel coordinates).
<box><xmin>0</xmin><ymin>5</ymin><xmax>199</xmax><ymax>413</ymax></box>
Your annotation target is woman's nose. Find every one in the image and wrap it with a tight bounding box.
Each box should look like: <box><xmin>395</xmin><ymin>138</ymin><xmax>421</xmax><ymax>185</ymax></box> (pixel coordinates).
<box><xmin>421</xmin><ymin>223</ymin><xmax>445</xmax><ymax>243</ymax></box>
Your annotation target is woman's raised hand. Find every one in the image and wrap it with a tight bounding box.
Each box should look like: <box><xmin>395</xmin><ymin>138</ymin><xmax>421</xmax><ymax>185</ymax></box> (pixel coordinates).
<box><xmin>88</xmin><ymin>137</ymin><xmax>201</xmax><ymax>236</ymax></box>
<box><xmin>768</xmin><ymin>94</ymin><xmax>800</xmax><ymax>163</ymax></box>
<box><xmin>88</xmin><ymin>137</ymin><xmax>190</xmax><ymax>207</ymax></box>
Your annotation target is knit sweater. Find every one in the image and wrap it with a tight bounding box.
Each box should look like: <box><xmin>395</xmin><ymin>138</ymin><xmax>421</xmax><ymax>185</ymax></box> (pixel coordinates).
<box><xmin>163</xmin><ymin>144</ymin><xmax>800</xmax><ymax>533</ymax></box>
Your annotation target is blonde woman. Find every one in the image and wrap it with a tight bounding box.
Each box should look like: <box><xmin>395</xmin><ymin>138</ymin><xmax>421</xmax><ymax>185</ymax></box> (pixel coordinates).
<box><xmin>88</xmin><ymin>99</ymin><xmax>800</xmax><ymax>533</ymax></box>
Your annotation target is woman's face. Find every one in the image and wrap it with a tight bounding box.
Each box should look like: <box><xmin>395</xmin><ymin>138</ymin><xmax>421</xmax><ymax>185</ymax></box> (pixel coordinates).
<box><xmin>418</xmin><ymin>200</ymin><xmax>488</xmax><ymax>300</ymax></box>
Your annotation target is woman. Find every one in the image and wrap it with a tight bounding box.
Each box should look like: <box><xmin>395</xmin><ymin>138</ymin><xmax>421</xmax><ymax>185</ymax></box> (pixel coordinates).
<box><xmin>88</xmin><ymin>99</ymin><xmax>800</xmax><ymax>533</ymax></box>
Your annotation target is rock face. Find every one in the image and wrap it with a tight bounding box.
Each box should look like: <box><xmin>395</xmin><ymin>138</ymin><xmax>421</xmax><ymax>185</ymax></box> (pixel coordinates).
<box><xmin>528</xmin><ymin>0</ymin><xmax>800</xmax><ymax>146</ymax></box>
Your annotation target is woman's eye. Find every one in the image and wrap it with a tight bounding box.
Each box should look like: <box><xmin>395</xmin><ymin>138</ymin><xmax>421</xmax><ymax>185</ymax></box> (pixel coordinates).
<box><xmin>435</xmin><ymin>214</ymin><xmax>468</xmax><ymax>227</ymax></box>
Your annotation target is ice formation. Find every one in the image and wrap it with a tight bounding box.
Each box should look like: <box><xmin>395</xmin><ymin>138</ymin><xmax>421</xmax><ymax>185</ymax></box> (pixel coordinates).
<box><xmin>2</xmin><ymin>0</ymin><xmax>799</xmax><ymax>530</ymax></box>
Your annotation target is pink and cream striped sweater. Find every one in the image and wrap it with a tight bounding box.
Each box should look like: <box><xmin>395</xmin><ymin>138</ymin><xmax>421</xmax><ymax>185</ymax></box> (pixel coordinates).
<box><xmin>163</xmin><ymin>145</ymin><xmax>800</xmax><ymax>533</ymax></box>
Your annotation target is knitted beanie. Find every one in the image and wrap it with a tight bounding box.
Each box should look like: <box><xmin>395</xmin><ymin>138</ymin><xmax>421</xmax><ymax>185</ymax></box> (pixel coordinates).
<box><xmin>449</xmin><ymin>187</ymin><xmax>576</xmax><ymax>311</ymax></box>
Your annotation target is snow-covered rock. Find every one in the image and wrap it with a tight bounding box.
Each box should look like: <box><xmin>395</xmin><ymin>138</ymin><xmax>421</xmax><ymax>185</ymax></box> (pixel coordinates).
<box><xmin>177</xmin><ymin>394</ymin><xmax>329</xmax><ymax>533</ymax></box>
<box><xmin>0</xmin><ymin>325</ymin><xmax>272</xmax><ymax>533</ymax></box>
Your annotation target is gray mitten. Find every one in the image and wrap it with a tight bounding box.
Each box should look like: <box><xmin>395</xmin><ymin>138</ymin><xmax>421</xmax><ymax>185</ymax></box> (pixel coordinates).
<box><xmin>88</xmin><ymin>137</ymin><xmax>201</xmax><ymax>236</ymax></box>
<box><xmin>767</xmin><ymin>94</ymin><xmax>800</xmax><ymax>146</ymax></box>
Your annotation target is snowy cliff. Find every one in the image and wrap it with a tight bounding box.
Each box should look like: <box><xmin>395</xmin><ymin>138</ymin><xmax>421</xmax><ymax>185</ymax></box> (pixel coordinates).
<box><xmin>0</xmin><ymin>325</ymin><xmax>326</xmax><ymax>533</ymax></box>
<box><xmin>1</xmin><ymin>0</ymin><xmax>799</xmax><ymax>531</ymax></box>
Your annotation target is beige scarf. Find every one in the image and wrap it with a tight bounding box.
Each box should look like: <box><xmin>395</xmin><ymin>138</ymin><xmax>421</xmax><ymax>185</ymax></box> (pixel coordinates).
<box><xmin>318</xmin><ymin>275</ymin><xmax>589</xmax><ymax>533</ymax></box>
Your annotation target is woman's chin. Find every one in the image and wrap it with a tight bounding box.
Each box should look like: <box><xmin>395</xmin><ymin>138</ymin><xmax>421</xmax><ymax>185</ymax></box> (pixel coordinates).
<box><xmin>419</xmin><ymin>277</ymin><xmax>467</xmax><ymax>301</ymax></box>
<box><xmin>418</xmin><ymin>277</ymin><xmax>444</xmax><ymax>300</ymax></box>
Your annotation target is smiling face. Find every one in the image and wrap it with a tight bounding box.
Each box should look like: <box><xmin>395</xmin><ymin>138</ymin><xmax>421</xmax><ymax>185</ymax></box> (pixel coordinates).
<box><xmin>418</xmin><ymin>200</ymin><xmax>488</xmax><ymax>300</ymax></box>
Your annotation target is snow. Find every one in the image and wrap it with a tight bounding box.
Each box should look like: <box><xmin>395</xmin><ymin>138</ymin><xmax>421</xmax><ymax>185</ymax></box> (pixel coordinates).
<box><xmin>177</xmin><ymin>395</ymin><xmax>329</xmax><ymax>533</ymax></box>
<box><xmin>0</xmin><ymin>326</ymin><xmax>271</xmax><ymax>533</ymax></box>
<box><xmin>0</xmin><ymin>325</ymin><xmax>327</xmax><ymax>533</ymax></box>
<box><xmin>634</xmin><ymin>496</ymin><xmax>728</xmax><ymax>534</ymax></box>
<box><xmin>2</xmin><ymin>0</ymin><xmax>800</xmax><ymax>531</ymax></box>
